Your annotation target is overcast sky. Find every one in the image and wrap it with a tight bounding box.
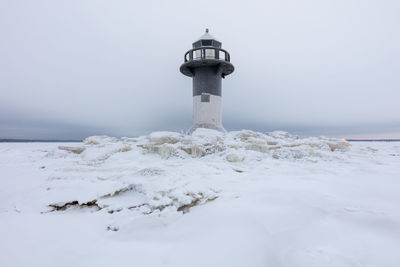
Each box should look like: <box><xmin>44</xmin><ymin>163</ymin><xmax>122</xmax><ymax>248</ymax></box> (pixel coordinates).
<box><xmin>1</xmin><ymin>0</ymin><xmax>399</xmax><ymax>139</ymax></box>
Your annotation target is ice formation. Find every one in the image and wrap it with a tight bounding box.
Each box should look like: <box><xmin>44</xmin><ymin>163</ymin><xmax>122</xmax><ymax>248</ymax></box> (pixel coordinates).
<box><xmin>130</xmin><ymin>128</ymin><xmax>349</xmax><ymax>160</ymax></box>
<box><xmin>2</xmin><ymin>129</ymin><xmax>400</xmax><ymax>267</ymax></box>
<box><xmin>44</xmin><ymin>129</ymin><xmax>351</xmax><ymax>216</ymax></box>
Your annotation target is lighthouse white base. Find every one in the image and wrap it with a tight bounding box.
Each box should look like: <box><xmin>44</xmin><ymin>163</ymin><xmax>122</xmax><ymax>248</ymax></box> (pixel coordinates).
<box><xmin>189</xmin><ymin>94</ymin><xmax>225</xmax><ymax>134</ymax></box>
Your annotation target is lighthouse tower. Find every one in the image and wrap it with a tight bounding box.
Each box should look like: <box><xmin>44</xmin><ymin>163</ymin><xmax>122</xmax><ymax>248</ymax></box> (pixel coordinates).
<box><xmin>180</xmin><ymin>29</ymin><xmax>234</xmax><ymax>133</ymax></box>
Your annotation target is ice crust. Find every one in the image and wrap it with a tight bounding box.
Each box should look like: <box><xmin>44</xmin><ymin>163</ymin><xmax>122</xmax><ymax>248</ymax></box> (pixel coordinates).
<box><xmin>44</xmin><ymin>129</ymin><xmax>350</xmax><ymax>214</ymax></box>
<box><xmin>1</xmin><ymin>130</ymin><xmax>400</xmax><ymax>267</ymax></box>
<box><xmin>137</xmin><ymin>128</ymin><xmax>350</xmax><ymax>160</ymax></box>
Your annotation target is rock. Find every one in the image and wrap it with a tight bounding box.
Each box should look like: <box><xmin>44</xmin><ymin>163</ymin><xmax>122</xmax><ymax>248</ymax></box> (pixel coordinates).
<box><xmin>83</xmin><ymin>136</ymin><xmax>119</xmax><ymax>145</ymax></box>
<box><xmin>236</xmin><ymin>130</ymin><xmax>264</xmax><ymax>141</ymax></box>
<box><xmin>158</xmin><ymin>144</ymin><xmax>178</xmax><ymax>159</ymax></box>
<box><xmin>191</xmin><ymin>145</ymin><xmax>206</xmax><ymax>157</ymax></box>
<box><xmin>327</xmin><ymin>141</ymin><xmax>351</xmax><ymax>152</ymax></box>
<box><xmin>58</xmin><ymin>146</ymin><xmax>85</xmax><ymax>154</ymax></box>
<box><xmin>226</xmin><ymin>153</ymin><xmax>244</xmax><ymax>162</ymax></box>
<box><xmin>148</xmin><ymin>131</ymin><xmax>182</xmax><ymax>145</ymax></box>
<box><xmin>119</xmin><ymin>146</ymin><xmax>132</xmax><ymax>152</ymax></box>
<box><xmin>245</xmin><ymin>144</ymin><xmax>270</xmax><ymax>153</ymax></box>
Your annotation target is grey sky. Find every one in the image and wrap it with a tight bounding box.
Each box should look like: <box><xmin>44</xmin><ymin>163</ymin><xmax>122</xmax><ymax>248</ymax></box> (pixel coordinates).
<box><xmin>1</xmin><ymin>0</ymin><xmax>399</xmax><ymax>139</ymax></box>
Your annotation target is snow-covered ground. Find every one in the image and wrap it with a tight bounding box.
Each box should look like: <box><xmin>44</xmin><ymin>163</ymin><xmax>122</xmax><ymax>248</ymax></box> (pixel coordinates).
<box><xmin>1</xmin><ymin>129</ymin><xmax>399</xmax><ymax>267</ymax></box>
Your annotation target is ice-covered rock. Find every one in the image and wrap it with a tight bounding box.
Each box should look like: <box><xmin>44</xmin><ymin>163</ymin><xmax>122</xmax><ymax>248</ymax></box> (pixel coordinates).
<box><xmin>148</xmin><ymin>131</ymin><xmax>182</xmax><ymax>145</ymax></box>
<box><xmin>226</xmin><ymin>153</ymin><xmax>245</xmax><ymax>162</ymax></box>
<box><xmin>77</xmin><ymin>129</ymin><xmax>351</xmax><ymax>162</ymax></box>
<box><xmin>158</xmin><ymin>144</ymin><xmax>178</xmax><ymax>159</ymax></box>
<box><xmin>43</xmin><ymin>128</ymin><xmax>351</xmax><ymax>217</ymax></box>
<box><xmin>83</xmin><ymin>135</ymin><xmax>119</xmax><ymax>145</ymax></box>
<box><xmin>58</xmin><ymin>146</ymin><xmax>85</xmax><ymax>154</ymax></box>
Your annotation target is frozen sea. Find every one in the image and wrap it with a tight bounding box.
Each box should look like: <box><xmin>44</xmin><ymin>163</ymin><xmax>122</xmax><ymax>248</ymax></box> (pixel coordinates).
<box><xmin>0</xmin><ymin>129</ymin><xmax>399</xmax><ymax>267</ymax></box>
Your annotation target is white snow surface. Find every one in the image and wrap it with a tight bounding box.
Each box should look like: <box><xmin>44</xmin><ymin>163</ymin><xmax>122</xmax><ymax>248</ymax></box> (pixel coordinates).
<box><xmin>1</xmin><ymin>129</ymin><xmax>399</xmax><ymax>267</ymax></box>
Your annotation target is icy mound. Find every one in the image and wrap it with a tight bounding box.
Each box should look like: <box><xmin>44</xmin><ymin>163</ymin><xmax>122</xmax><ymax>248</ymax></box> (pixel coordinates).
<box><xmin>57</xmin><ymin>128</ymin><xmax>351</xmax><ymax>163</ymax></box>
<box><xmin>136</xmin><ymin>128</ymin><xmax>350</xmax><ymax>161</ymax></box>
<box><xmin>44</xmin><ymin>129</ymin><xmax>350</xmax><ymax>221</ymax></box>
<box><xmin>58</xmin><ymin>128</ymin><xmax>351</xmax><ymax>164</ymax></box>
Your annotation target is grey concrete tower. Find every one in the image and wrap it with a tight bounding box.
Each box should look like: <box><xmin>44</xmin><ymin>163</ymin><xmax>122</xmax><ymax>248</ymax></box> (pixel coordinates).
<box><xmin>180</xmin><ymin>29</ymin><xmax>234</xmax><ymax>133</ymax></box>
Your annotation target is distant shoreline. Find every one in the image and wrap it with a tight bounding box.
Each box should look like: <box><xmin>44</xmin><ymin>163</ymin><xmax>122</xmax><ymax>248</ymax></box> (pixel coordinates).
<box><xmin>0</xmin><ymin>139</ymin><xmax>82</xmax><ymax>143</ymax></box>
<box><xmin>1</xmin><ymin>138</ymin><xmax>400</xmax><ymax>143</ymax></box>
<box><xmin>344</xmin><ymin>139</ymin><xmax>400</xmax><ymax>142</ymax></box>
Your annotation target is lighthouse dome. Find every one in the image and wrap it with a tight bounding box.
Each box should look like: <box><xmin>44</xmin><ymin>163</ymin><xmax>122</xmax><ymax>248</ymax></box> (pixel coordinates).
<box><xmin>193</xmin><ymin>29</ymin><xmax>221</xmax><ymax>48</ymax></box>
<box><xmin>196</xmin><ymin>31</ymin><xmax>219</xmax><ymax>42</ymax></box>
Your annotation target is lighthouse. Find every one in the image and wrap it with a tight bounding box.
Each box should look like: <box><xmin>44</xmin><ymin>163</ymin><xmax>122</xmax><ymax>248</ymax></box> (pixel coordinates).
<box><xmin>180</xmin><ymin>29</ymin><xmax>234</xmax><ymax>133</ymax></box>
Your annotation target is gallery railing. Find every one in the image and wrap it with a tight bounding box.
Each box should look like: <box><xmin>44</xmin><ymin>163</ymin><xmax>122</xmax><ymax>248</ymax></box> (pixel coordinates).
<box><xmin>184</xmin><ymin>47</ymin><xmax>231</xmax><ymax>63</ymax></box>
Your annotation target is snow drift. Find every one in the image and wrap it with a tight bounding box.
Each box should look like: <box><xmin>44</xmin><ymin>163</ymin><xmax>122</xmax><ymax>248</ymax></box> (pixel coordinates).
<box><xmin>45</xmin><ymin>129</ymin><xmax>351</xmax><ymax>216</ymax></box>
<box><xmin>1</xmin><ymin>129</ymin><xmax>400</xmax><ymax>267</ymax></box>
